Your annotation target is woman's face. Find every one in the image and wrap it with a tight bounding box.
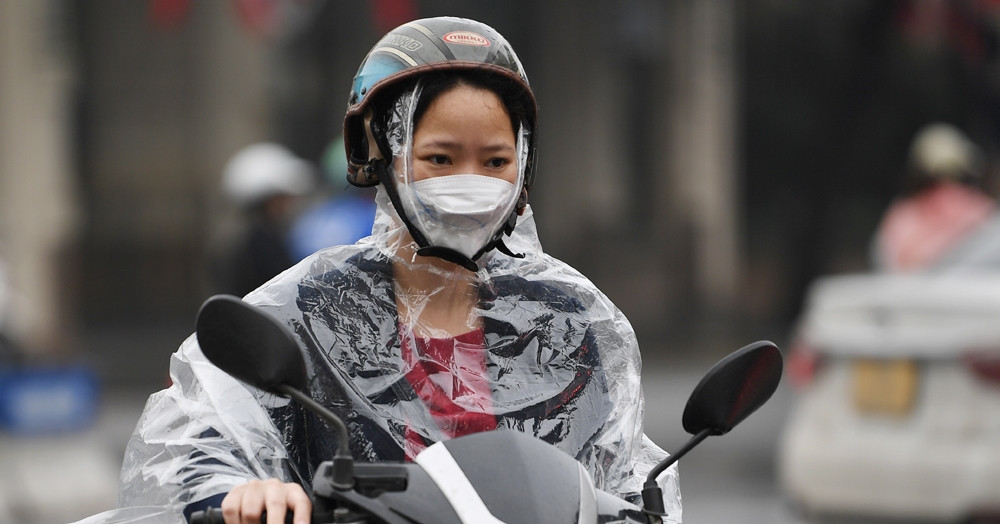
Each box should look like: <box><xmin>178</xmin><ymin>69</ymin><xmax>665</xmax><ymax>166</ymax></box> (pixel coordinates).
<box><xmin>411</xmin><ymin>84</ymin><xmax>518</xmax><ymax>183</ymax></box>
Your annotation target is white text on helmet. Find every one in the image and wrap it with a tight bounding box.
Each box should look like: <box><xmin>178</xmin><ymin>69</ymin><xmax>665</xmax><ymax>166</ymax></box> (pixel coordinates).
<box><xmin>386</xmin><ymin>34</ymin><xmax>423</xmax><ymax>52</ymax></box>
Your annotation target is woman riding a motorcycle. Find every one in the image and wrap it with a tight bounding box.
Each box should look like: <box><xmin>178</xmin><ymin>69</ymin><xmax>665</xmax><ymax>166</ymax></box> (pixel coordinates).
<box><xmin>117</xmin><ymin>16</ymin><xmax>681</xmax><ymax>524</ymax></box>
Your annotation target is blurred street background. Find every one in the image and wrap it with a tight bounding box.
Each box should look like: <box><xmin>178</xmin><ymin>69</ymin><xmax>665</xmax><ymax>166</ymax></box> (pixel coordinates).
<box><xmin>3</xmin><ymin>1</ymin><xmax>1000</xmax><ymax>522</ymax></box>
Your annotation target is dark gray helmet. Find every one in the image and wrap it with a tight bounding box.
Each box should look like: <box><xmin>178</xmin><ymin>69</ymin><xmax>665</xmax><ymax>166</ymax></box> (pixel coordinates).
<box><xmin>343</xmin><ymin>16</ymin><xmax>537</xmax><ymax>190</ymax></box>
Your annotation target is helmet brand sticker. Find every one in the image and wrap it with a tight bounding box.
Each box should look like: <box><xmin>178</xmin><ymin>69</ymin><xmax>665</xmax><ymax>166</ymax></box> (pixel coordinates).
<box><xmin>385</xmin><ymin>34</ymin><xmax>423</xmax><ymax>52</ymax></box>
<box><xmin>443</xmin><ymin>31</ymin><xmax>490</xmax><ymax>47</ymax></box>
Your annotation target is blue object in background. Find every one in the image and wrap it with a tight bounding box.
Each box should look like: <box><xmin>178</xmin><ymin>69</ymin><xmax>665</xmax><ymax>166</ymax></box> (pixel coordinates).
<box><xmin>0</xmin><ymin>365</ymin><xmax>99</xmax><ymax>435</ymax></box>
<box><xmin>288</xmin><ymin>195</ymin><xmax>377</xmax><ymax>261</ymax></box>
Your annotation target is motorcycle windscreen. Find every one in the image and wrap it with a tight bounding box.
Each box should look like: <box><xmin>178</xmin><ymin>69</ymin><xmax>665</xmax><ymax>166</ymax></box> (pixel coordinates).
<box><xmin>413</xmin><ymin>431</ymin><xmax>597</xmax><ymax>523</ymax></box>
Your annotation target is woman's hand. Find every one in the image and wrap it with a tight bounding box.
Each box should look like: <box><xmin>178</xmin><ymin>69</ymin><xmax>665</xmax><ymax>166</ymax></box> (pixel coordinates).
<box><xmin>221</xmin><ymin>478</ymin><xmax>311</xmax><ymax>524</ymax></box>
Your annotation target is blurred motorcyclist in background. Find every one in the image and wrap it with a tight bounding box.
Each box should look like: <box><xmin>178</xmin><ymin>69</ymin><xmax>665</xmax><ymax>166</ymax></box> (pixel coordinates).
<box><xmin>117</xmin><ymin>16</ymin><xmax>680</xmax><ymax>524</ymax></box>
<box><xmin>287</xmin><ymin>137</ymin><xmax>376</xmax><ymax>261</ymax></box>
<box><xmin>207</xmin><ymin>142</ymin><xmax>315</xmax><ymax>297</ymax></box>
<box><xmin>870</xmin><ymin>122</ymin><xmax>995</xmax><ymax>272</ymax></box>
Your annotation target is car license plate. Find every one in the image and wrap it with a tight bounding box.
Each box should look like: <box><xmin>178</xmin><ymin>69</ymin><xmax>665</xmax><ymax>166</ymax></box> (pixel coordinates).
<box><xmin>852</xmin><ymin>359</ymin><xmax>918</xmax><ymax>417</ymax></box>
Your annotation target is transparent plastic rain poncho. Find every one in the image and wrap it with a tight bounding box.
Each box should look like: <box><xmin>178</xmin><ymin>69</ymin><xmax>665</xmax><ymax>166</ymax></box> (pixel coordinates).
<box><xmin>77</xmin><ymin>83</ymin><xmax>682</xmax><ymax>524</ymax></box>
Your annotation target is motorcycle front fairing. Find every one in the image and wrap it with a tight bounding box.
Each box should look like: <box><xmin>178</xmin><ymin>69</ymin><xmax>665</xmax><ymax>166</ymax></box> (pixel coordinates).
<box><xmin>310</xmin><ymin>431</ymin><xmax>649</xmax><ymax>524</ymax></box>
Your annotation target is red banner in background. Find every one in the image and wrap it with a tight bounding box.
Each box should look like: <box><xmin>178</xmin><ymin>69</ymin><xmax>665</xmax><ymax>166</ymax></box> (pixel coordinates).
<box><xmin>149</xmin><ymin>0</ymin><xmax>191</xmax><ymax>31</ymax></box>
<box><xmin>149</xmin><ymin>0</ymin><xmax>291</xmax><ymax>37</ymax></box>
<box><xmin>231</xmin><ymin>0</ymin><xmax>279</xmax><ymax>38</ymax></box>
<box><xmin>151</xmin><ymin>0</ymin><xmax>416</xmax><ymax>38</ymax></box>
<box><xmin>371</xmin><ymin>0</ymin><xmax>417</xmax><ymax>34</ymax></box>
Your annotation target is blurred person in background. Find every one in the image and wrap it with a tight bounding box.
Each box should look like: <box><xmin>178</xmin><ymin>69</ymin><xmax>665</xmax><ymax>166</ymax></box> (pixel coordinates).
<box><xmin>207</xmin><ymin>142</ymin><xmax>315</xmax><ymax>297</ymax></box>
<box><xmin>111</xmin><ymin>16</ymin><xmax>680</xmax><ymax>524</ymax></box>
<box><xmin>287</xmin><ymin>136</ymin><xmax>377</xmax><ymax>261</ymax></box>
<box><xmin>870</xmin><ymin>122</ymin><xmax>995</xmax><ymax>272</ymax></box>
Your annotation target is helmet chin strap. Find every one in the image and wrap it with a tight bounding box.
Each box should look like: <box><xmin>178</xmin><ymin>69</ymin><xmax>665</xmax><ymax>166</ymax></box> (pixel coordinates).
<box><xmin>477</xmin><ymin>211</ymin><xmax>524</xmax><ymax>261</ymax></box>
<box><xmin>369</xmin><ymin>158</ymin><xmax>523</xmax><ymax>272</ymax></box>
<box><xmin>414</xmin><ymin>246</ymin><xmax>479</xmax><ymax>272</ymax></box>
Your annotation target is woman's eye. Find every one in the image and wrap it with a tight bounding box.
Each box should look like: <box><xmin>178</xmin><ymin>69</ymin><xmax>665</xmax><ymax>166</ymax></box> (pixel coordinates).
<box><xmin>429</xmin><ymin>155</ymin><xmax>450</xmax><ymax>165</ymax></box>
<box><xmin>487</xmin><ymin>158</ymin><xmax>510</xmax><ymax>169</ymax></box>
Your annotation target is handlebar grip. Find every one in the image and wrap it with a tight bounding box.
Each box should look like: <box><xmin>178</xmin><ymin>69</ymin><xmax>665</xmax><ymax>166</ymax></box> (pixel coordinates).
<box><xmin>188</xmin><ymin>508</ymin><xmax>224</xmax><ymax>524</ymax></box>
<box><xmin>189</xmin><ymin>508</ymin><xmax>296</xmax><ymax>524</ymax></box>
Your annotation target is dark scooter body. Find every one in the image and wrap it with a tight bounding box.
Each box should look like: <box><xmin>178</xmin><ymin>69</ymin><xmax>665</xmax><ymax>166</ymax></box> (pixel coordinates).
<box><xmin>190</xmin><ymin>295</ymin><xmax>783</xmax><ymax>524</ymax></box>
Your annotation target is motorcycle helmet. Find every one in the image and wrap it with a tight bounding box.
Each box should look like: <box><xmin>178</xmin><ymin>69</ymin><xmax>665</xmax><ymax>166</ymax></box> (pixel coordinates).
<box><xmin>342</xmin><ymin>16</ymin><xmax>538</xmax><ymax>270</ymax></box>
<box><xmin>222</xmin><ymin>142</ymin><xmax>314</xmax><ymax>209</ymax></box>
<box><xmin>908</xmin><ymin>122</ymin><xmax>984</xmax><ymax>183</ymax></box>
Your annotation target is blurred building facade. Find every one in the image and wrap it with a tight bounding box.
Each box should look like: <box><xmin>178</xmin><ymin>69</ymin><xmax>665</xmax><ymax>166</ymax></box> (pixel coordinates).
<box><xmin>0</xmin><ymin>0</ymin><xmax>742</xmax><ymax>381</ymax></box>
<box><xmin>0</xmin><ymin>1</ymin><xmax>79</xmax><ymax>355</ymax></box>
<box><xmin>3</xmin><ymin>0</ymin><xmax>998</xmax><ymax>385</ymax></box>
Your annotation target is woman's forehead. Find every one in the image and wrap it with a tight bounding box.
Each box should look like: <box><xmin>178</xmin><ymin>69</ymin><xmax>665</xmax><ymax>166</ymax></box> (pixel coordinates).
<box><xmin>415</xmin><ymin>85</ymin><xmax>513</xmax><ymax>136</ymax></box>
<box><xmin>425</xmin><ymin>84</ymin><xmax>506</xmax><ymax>115</ymax></box>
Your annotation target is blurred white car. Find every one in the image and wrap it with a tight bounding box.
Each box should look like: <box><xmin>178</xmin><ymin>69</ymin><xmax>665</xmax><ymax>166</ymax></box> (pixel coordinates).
<box><xmin>778</xmin><ymin>272</ymin><xmax>1000</xmax><ymax>523</ymax></box>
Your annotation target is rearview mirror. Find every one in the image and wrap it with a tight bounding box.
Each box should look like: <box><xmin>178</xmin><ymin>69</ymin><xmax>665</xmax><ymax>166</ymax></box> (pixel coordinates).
<box><xmin>194</xmin><ymin>294</ymin><xmax>356</xmax><ymax>490</ymax></box>
<box><xmin>195</xmin><ymin>294</ymin><xmax>308</xmax><ymax>393</ymax></box>
<box><xmin>642</xmin><ymin>340</ymin><xmax>783</xmax><ymax>516</ymax></box>
<box><xmin>682</xmin><ymin>340</ymin><xmax>783</xmax><ymax>436</ymax></box>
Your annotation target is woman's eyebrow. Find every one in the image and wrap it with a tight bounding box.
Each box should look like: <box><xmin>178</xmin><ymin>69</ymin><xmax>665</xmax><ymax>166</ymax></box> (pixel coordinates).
<box><xmin>414</xmin><ymin>140</ymin><xmax>514</xmax><ymax>153</ymax></box>
<box><xmin>415</xmin><ymin>139</ymin><xmax>461</xmax><ymax>149</ymax></box>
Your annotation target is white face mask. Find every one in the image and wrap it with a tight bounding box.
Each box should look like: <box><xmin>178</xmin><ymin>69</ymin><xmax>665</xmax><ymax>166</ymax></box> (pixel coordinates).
<box><xmin>403</xmin><ymin>174</ymin><xmax>517</xmax><ymax>259</ymax></box>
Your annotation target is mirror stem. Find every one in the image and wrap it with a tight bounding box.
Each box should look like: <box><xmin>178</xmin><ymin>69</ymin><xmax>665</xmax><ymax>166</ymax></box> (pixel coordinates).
<box><xmin>642</xmin><ymin>428</ymin><xmax>715</xmax><ymax>516</ymax></box>
<box><xmin>278</xmin><ymin>384</ymin><xmax>355</xmax><ymax>490</ymax></box>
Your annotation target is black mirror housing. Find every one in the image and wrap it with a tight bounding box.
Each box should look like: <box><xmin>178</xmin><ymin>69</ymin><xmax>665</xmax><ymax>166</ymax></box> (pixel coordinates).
<box><xmin>195</xmin><ymin>294</ymin><xmax>309</xmax><ymax>393</ymax></box>
<box><xmin>682</xmin><ymin>340</ymin><xmax>783</xmax><ymax>436</ymax></box>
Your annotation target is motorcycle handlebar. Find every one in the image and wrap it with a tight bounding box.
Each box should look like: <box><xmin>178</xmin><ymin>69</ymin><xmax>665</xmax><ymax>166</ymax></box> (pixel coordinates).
<box><xmin>189</xmin><ymin>507</ymin><xmax>295</xmax><ymax>524</ymax></box>
<box><xmin>188</xmin><ymin>508</ymin><xmax>223</xmax><ymax>524</ymax></box>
